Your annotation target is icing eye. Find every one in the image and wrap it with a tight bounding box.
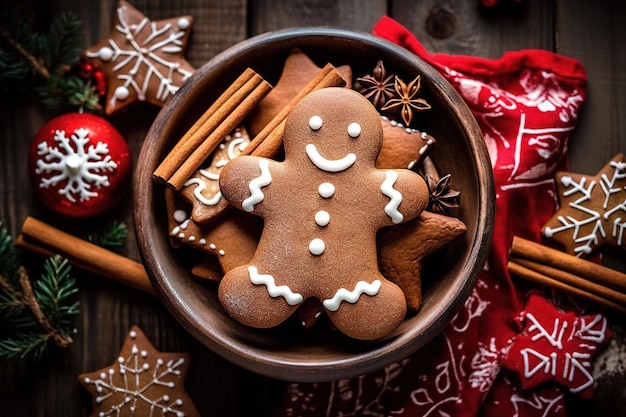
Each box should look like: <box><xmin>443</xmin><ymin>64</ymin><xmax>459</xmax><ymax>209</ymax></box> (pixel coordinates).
<box><xmin>309</xmin><ymin>115</ymin><xmax>323</xmax><ymax>131</ymax></box>
<box><xmin>347</xmin><ymin>122</ymin><xmax>361</xmax><ymax>138</ymax></box>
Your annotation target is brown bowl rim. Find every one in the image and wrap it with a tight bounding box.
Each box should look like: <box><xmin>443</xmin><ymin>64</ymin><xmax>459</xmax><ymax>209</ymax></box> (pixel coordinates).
<box><xmin>134</xmin><ymin>26</ymin><xmax>494</xmax><ymax>382</ymax></box>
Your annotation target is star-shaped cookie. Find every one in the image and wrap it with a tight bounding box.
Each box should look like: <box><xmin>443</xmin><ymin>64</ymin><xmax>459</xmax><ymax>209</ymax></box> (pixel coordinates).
<box><xmin>377</xmin><ymin>211</ymin><xmax>466</xmax><ymax>312</ymax></box>
<box><xmin>165</xmin><ymin>187</ymin><xmax>262</xmax><ymax>273</ymax></box>
<box><xmin>82</xmin><ymin>0</ymin><xmax>195</xmax><ymax>115</ymax></box>
<box><xmin>501</xmin><ymin>294</ymin><xmax>611</xmax><ymax>399</ymax></box>
<box><xmin>79</xmin><ymin>325</ymin><xmax>200</xmax><ymax>417</ymax></box>
<box><xmin>179</xmin><ymin>125</ymin><xmax>251</xmax><ymax>224</ymax></box>
<box><xmin>542</xmin><ymin>153</ymin><xmax>626</xmax><ymax>257</ymax></box>
<box><xmin>245</xmin><ymin>48</ymin><xmax>353</xmax><ymax>137</ymax></box>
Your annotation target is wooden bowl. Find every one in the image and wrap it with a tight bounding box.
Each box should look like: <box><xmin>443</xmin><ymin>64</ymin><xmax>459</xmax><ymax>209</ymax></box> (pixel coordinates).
<box><xmin>135</xmin><ymin>27</ymin><xmax>494</xmax><ymax>382</ymax></box>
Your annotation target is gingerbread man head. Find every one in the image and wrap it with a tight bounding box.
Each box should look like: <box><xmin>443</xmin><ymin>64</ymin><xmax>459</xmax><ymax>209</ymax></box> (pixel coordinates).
<box><xmin>218</xmin><ymin>87</ymin><xmax>429</xmax><ymax>339</ymax></box>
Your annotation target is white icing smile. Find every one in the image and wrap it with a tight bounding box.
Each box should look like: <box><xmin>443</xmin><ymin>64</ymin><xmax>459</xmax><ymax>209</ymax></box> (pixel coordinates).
<box><xmin>305</xmin><ymin>144</ymin><xmax>356</xmax><ymax>172</ymax></box>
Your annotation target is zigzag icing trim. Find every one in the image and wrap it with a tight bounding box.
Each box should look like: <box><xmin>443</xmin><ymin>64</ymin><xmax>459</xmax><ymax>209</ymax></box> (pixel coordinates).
<box><xmin>242</xmin><ymin>159</ymin><xmax>272</xmax><ymax>212</ymax></box>
<box><xmin>248</xmin><ymin>266</ymin><xmax>303</xmax><ymax>306</ymax></box>
<box><xmin>381</xmin><ymin>170</ymin><xmax>404</xmax><ymax>224</ymax></box>
<box><xmin>322</xmin><ymin>279</ymin><xmax>382</xmax><ymax>312</ymax></box>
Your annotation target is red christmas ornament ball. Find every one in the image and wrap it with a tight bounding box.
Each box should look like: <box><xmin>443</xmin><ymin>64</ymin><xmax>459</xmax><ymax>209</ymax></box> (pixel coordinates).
<box><xmin>28</xmin><ymin>112</ymin><xmax>132</xmax><ymax>218</ymax></box>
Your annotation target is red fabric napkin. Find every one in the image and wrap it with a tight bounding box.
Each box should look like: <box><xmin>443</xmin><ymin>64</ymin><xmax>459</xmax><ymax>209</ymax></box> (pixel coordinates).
<box><xmin>276</xmin><ymin>16</ymin><xmax>589</xmax><ymax>417</ymax></box>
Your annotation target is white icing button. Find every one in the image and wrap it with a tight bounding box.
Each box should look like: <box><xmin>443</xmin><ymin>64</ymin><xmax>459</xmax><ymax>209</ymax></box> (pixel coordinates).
<box><xmin>97</xmin><ymin>47</ymin><xmax>114</xmax><ymax>61</ymax></box>
<box><xmin>315</xmin><ymin>210</ymin><xmax>330</xmax><ymax>227</ymax></box>
<box><xmin>173</xmin><ymin>209</ymin><xmax>187</xmax><ymax>223</ymax></box>
<box><xmin>347</xmin><ymin>122</ymin><xmax>361</xmax><ymax>138</ymax></box>
<box><xmin>309</xmin><ymin>238</ymin><xmax>325</xmax><ymax>255</ymax></box>
<box><xmin>114</xmin><ymin>86</ymin><xmax>130</xmax><ymax>101</ymax></box>
<box><xmin>177</xmin><ymin>17</ymin><xmax>190</xmax><ymax>30</ymax></box>
<box><xmin>309</xmin><ymin>115</ymin><xmax>323</xmax><ymax>131</ymax></box>
<box><xmin>318</xmin><ymin>182</ymin><xmax>335</xmax><ymax>198</ymax></box>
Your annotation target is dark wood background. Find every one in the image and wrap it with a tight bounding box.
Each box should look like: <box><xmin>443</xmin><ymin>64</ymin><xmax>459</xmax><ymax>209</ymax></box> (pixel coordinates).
<box><xmin>1</xmin><ymin>0</ymin><xmax>625</xmax><ymax>415</ymax></box>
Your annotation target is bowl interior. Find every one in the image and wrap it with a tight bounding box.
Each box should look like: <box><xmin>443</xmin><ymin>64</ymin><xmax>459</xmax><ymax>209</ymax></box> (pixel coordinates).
<box><xmin>135</xmin><ymin>27</ymin><xmax>494</xmax><ymax>382</ymax></box>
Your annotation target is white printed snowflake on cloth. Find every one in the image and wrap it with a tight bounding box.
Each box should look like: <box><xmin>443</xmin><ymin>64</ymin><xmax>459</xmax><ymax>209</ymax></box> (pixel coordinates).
<box><xmin>35</xmin><ymin>128</ymin><xmax>118</xmax><ymax>203</ymax></box>
<box><xmin>542</xmin><ymin>153</ymin><xmax>626</xmax><ymax>256</ymax></box>
<box><xmin>79</xmin><ymin>326</ymin><xmax>199</xmax><ymax>417</ymax></box>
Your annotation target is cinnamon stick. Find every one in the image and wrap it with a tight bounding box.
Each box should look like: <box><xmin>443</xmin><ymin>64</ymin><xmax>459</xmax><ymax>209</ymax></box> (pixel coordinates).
<box><xmin>510</xmin><ymin>236</ymin><xmax>626</xmax><ymax>293</ymax></box>
<box><xmin>242</xmin><ymin>63</ymin><xmax>347</xmax><ymax>158</ymax></box>
<box><xmin>17</xmin><ymin>216</ymin><xmax>155</xmax><ymax>295</ymax></box>
<box><xmin>168</xmin><ymin>79</ymin><xmax>272</xmax><ymax>190</ymax></box>
<box><xmin>510</xmin><ymin>255</ymin><xmax>626</xmax><ymax>306</ymax></box>
<box><xmin>153</xmin><ymin>68</ymin><xmax>258</xmax><ymax>182</ymax></box>
<box><xmin>154</xmin><ymin>68</ymin><xmax>272</xmax><ymax>189</ymax></box>
<box><xmin>508</xmin><ymin>260</ymin><xmax>626</xmax><ymax>315</ymax></box>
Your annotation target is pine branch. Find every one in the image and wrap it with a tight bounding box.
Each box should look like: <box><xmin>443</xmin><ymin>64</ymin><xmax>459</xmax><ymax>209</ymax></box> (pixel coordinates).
<box><xmin>0</xmin><ymin>332</ymin><xmax>50</xmax><ymax>361</ymax></box>
<box><xmin>86</xmin><ymin>221</ymin><xmax>129</xmax><ymax>249</ymax></box>
<box><xmin>0</xmin><ymin>10</ymin><xmax>100</xmax><ymax>111</ymax></box>
<box><xmin>0</xmin><ymin>222</ymin><xmax>79</xmax><ymax>361</ymax></box>
<box><xmin>0</xmin><ymin>28</ymin><xmax>50</xmax><ymax>78</ymax></box>
<box><xmin>19</xmin><ymin>263</ymin><xmax>73</xmax><ymax>348</ymax></box>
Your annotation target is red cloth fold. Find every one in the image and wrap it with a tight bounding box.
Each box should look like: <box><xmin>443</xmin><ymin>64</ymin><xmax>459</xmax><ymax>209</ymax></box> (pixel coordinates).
<box><xmin>277</xmin><ymin>17</ymin><xmax>589</xmax><ymax>417</ymax></box>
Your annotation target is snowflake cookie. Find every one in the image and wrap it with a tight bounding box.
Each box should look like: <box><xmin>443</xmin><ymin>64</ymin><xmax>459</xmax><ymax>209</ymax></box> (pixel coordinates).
<box><xmin>82</xmin><ymin>0</ymin><xmax>195</xmax><ymax>115</ymax></box>
<box><xmin>502</xmin><ymin>294</ymin><xmax>611</xmax><ymax>399</ymax></box>
<box><xmin>218</xmin><ymin>87</ymin><xmax>429</xmax><ymax>340</ymax></box>
<box><xmin>542</xmin><ymin>153</ymin><xmax>626</xmax><ymax>256</ymax></box>
<box><xmin>79</xmin><ymin>325</ymin><xmax>200</xmax><ymax>417</ymax></box>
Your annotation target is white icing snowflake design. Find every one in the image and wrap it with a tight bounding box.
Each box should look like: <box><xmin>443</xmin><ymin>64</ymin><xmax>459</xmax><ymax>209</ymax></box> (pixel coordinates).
<box><xmin>86</xmin><ymin>4</ymin><xmax>193</xmax><ymax>110</ymax></box>
<box><xmin>35</xmin><ymin>128</ymin><xmax>118</xmax><ymax>202</ymax></box>
<box><xmin>82</xmin><ymin>330</ymin><xmax>188</xmax><ymax>417</ymax></box>
<box><xmin>544</xmin><ymin>159</ymin><xmax>626</xmax><ymax>255</ymax></box>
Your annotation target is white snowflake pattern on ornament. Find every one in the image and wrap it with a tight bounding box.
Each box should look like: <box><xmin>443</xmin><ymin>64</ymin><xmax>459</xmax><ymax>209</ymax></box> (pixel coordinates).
<box><xmin>35</xmin><ymin>128</ymin><xmax>118</xmax><ymax>203</ymax></box>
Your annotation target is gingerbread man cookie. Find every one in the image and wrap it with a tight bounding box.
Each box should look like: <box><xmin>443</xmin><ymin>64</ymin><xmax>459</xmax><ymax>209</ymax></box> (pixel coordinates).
<box><xmin>218</xmin><ymin>87</ymin><xmax>429</xmax><ymax>340</ymax></box>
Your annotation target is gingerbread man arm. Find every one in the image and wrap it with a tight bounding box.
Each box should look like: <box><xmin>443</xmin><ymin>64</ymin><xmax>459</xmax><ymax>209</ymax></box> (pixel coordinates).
<box><xmin>378</xmin><ymin>169</ymin><xmax>429</xmax><ymax>228</ymax></box>
<box><xmin>219</xmin><ymin>155</ymin><xmax>278</xmax><ymax>215</ymax></box>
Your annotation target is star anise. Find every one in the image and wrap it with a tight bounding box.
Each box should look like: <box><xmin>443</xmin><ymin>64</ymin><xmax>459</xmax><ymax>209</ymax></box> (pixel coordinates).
<box><xmin>425</xmin><ymin>173</ymin><xmax>461</xmax><ymax>214</ymax></box>
<box><xmin>355</xmin><ymin>60</ymin><xmax>397</xmax><ymax>110</ymax></box>
<box><xmin>381</xmin><ymin>74</ymin><xmax>431</xmax><ymax>126</ymax></box>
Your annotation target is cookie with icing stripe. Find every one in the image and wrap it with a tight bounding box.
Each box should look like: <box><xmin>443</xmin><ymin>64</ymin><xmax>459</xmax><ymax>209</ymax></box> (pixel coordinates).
<box><xmin>218</xmin><ymin>87</ymin><xmax>429</xmax><ymax>340</ymax></box>
<box><xmin>542</xmin><ymin>153</ymin><xmax>626</xmax><ymax>256</ymax></box>
<box><xmin>179</xmin><ymin>126</ymin><xmax>250</xmax><ymax>224</ymax></box>
<box><xmin>165</xmin><ymin>187</ymin><xmax>261</xmax><ymax>273</ymax></box>
<box><xmin>82</xmin><ymin>0</ymin><xmax>195</xmax><ymax>115</ymax></box>
<box><xmin>79</xmin><ymin>326</ymin><xmax>200</xmax><ymax>417</ymax></box>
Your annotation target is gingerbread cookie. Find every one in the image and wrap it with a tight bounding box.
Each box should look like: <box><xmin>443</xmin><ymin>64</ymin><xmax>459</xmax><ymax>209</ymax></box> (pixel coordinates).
<box><xmin>165</xmin><ymin>188</ymin><xmax>261</xmax><ymax>273</ymax></box>
<box><xmin>378</xmin><ymin>211</ymin><xmax>466</xmax><ymax>312</ymax></box>
<box><xmin>218</xmin><ymin>87</ymin><xmax>429</xmax><ymax>340</ymax></box>
<box><xmin>542</xmin><ymin>153</ymin><xmax>626</xmax><ymax>256</ymax></box>
<box><xmin>79</xmin><ymin>326</ymin><xmax>200</xmax><ymax>417</ymax></box>
<box><xmin>82</xmin><ymin>0</ymin><xmax>195</xmax><ymax>115</ymax></box>
<box><xmin>245</xmin><ymin>48</ymin><xmax>353</xmax><ymax>137</ymax></box>
<box><xmin>179</xmin><ymin>126</ymin><xmax>250</xmax><ymax>224</ymax></box>
<box><xmin>376</xmin><ymin>115</ymin><xmax>436</xmax><ymax>170</ymax></box>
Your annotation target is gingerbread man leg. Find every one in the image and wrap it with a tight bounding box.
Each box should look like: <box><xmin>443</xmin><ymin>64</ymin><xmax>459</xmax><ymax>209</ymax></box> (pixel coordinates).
<box><xmin>218</xmin><ymin>265</ymin><xmax>302</xmax><ymax>328</ymax></box>
<box><xmin>324</xmin><ymin>278</ymin><xmax>407</xmax><ymax>340</ymax></box>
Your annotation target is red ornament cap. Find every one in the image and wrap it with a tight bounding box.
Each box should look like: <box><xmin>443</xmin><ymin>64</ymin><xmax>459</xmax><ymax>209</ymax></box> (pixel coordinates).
<box><xmin>28</xmin><ymin>112</ymin><xmax>132</xmax><ymax>218</ymax></box>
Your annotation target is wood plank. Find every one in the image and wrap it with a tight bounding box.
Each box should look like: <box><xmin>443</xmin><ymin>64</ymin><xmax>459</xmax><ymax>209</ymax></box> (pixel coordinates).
<box><xmin>557</xmin><ymin>1</ymin><xmax>626</xmax><ymax>416</ymax></box>
<box><xmin>0</xmin><ymin>0</ymin><xmax>261</xmax><ymax>416</ymax></box>
<box><xmin>390</xmin><ymin>0</ymin><xmax>554</xmax><ymax>57</ymax></box>
<box><xmin>556</xmin><ymin>0</ymin><xmax>626</xmax><ymax>173</ymax></box>
<box><xmin>249</xmin><ymin>0</ymin><xmax>387</xmax><ymax>34</ymax></box>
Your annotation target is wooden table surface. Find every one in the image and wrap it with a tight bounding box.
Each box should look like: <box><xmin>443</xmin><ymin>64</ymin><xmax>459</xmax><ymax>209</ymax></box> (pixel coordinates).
<box><xmin>1</xmin><ymin>0</ymin><xmax>625</xmax><ymax>416</ymax></box>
